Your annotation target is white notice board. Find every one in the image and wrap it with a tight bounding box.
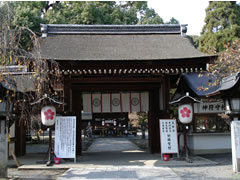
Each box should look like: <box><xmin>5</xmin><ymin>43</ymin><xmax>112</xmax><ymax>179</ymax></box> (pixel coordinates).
<box><xmin>55</xmin><ymin>116</ymin><xmax>76</xmax><ymax>160</ymax></box>
<box><xmin>232</xmin><ymin>121</ymin><xmax>240</xmax><ymax>158</ymax></box>
<box><xmin>160</xmin><ymin>119</ymin><xmax>179</xmax><ymax>154</ymax></box>
<box><xmin>231</xmin><ymin>121</ymin><xmax>240</xmax><ymax>173</ymax></box>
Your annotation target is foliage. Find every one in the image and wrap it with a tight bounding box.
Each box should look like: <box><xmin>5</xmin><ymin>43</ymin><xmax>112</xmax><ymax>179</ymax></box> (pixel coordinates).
<box><xmin>199</xmin><ymin>1</ymin><xmax>240</xmax><ymax>53</ymax></box>
<box><xmin>7</xmin><ymin>2</ymin><xmax>48</xmax><ymax>50</ymax></box>
<box><xmin>190</xmin><ymin>35</ymin><xmax>200</xmax><ymax>49</ymax></box>
<box><xmin>208</xmin><ymin>39</ymin><xmax>240</xmax><ymax>79</ymax></box>
<box><xmin>11</xmin><ymin>1</ymin><xmax>179</xmax><ymax>32</ymax></box>
<box><xmin>165</xmin><ymin>17</ymin><xmax>179</xmax><ymax>24</ymax></box>
<box><xmin>0</xmin><ymin>2</ymin><xmax>61</xmax><ymax>123</ymax></box>
<box><xmin>139</xmin><ymin>8</ymin><xmax>164</xmax><ymax>24</ymax></box>
<box><xmin>44</xmin><ymin>1</ymin><xmax>165</xmax><ymax>25</ymax></box>
<box><xmin>11</xmin><ymin>1</ymin><xmax>47</xmax><ymax>33</ymax></box>
<box><xmin>137</xmin><ymin>112</ymin><xmax>148</xmax><ymax>127</ymax></box>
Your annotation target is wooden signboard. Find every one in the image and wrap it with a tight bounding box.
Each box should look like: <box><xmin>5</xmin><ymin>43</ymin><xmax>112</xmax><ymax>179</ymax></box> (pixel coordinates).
<box><xmin>160</xmin><ymin>119</ymin><xmax>179</xmax><ymax>158</ymax></box>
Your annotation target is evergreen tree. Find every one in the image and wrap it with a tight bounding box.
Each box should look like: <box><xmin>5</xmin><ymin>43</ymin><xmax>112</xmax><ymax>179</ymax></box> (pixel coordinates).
<box><xmin>166</xmin><ymin>17</ymin><xmax>179</xmax><ymax>24</ymax></box>
<box><xmin>11</xmin><ymin>1</ymin><xmax>179</xmax><ymax>29</ymax></box>
<box><xmin>190</xmin><ymin>35</ymin><xmax>200</xmax><ymax>49</ymax></box>
<box><xmin>139</xmin><ymin>8</ymin><xmax>163</xmax><ymax>24</ymax></box>
<box><xmin>199</xmin><ymin>1</ymin><xmax>240</xmax><ymax>53</ymax></box>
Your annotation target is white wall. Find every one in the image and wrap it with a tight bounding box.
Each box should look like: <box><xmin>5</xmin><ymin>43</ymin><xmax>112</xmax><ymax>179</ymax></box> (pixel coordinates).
<box><xmin>186</xmin><ymin>133</ymin><xmax>231</xmax><ymax>154</ymax></box>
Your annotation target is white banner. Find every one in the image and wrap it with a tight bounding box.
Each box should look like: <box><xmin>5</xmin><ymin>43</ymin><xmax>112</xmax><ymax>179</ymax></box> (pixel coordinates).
<box><xmin>160</xmin><ymin>119</ymin><xmax>178</xmax><ymax>154</ymax></box>
<box><xmin>141</xmin><ymin>92</ymin><xmax>149</xmax><ymax>112</ymax></box>
<box><xmin>92</xmin><ymin>93</ymin><xmax>101</xmax><ymax>113</ymax></box>
<box><xmin>82</xmin><ymin>93</ymin><xmax>91</xmax><ymax>112</ymax></box>
<box><xmin>55</xmin><ymin>116</ymin><xmax>76</xmax><ymax>159</ymax></box>
<box><xmin>102</xmin><ymin>93</ymin><xmax>110</xmax><ymax>112</ymax></box>
<box><xmin>82</xmin><ymin>92</ymin><xmax>149</xmax><ymax>113</ymax></box>
<box><xmin>131</xmin><ymin>93</ymin><xmax>140</xmax><ymax>112</ymax></box>
<box><xmin>122</xmin><ymin>93</ymin><xmax>130</xmax><ymax>112</ymax></box>
<box><xmin>112</xmin><ymin>93</ymin><xmax>121</xmax><ymax>112</ymax></box>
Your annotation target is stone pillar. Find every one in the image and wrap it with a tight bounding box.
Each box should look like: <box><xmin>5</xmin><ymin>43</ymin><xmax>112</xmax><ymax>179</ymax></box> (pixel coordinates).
<box><xmin>0</xmin><ymin>118</ymin><xmax>8</xmax><ymax>178</ymax></box>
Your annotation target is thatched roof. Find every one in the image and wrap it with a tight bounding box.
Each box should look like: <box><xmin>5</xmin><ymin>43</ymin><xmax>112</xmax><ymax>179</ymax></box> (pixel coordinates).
<box><xmin>39</xmin><ymin>24</ymin><xmax>214</xmax><ymax>61</ymax></box>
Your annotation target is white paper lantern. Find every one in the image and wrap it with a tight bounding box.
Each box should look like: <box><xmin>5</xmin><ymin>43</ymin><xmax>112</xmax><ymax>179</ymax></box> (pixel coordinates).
<box><xmin>178</xmin><ymin>104</ymin><xmax>193</xmax><ymax>124</ymax></box>
<box><xmin>41</xmin><ymin>106</ymin><xmax>56</xmax><ymax>126</ymax></box>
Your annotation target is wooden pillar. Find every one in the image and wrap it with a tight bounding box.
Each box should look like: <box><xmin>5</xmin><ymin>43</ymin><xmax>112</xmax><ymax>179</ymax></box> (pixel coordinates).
<box><xmin>159</xmin><ymin>75</ymin><xmax>171</xmax><ymax>153</ymax></box>
<box><xmin>149</xmin><ymin>76</ymin><xmax>171</xmax><ymax>154</ymax></box>
<box><xmin>72</xmin><ymin>89</ymin><xmax>82</xmax><ymax>155</ymax></box>
<box><xmin>15</xmin><ymin>118</ymin><xmax>26</xmax><ymax>156</ymax></box>
<box><xmin>148</xmin><ymin>87</ymin><xmax>160</xmax><ymax>154</ymax></box>
<box><xmin>160</xmin><ymin>75</ymin><xmax>170</xmax><ymax>113</ymax></box>
<box><xmin>63</xmin><ymin>77</ymin><xmax>82</xmax><ymax>155</ymax></box>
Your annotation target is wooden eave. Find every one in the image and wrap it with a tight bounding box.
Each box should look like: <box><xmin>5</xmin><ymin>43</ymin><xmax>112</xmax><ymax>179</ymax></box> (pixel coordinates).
<box><xmin>53</xmin><ymin>57</ymin><xmax>210</xmax><ymax>77</ymax></box>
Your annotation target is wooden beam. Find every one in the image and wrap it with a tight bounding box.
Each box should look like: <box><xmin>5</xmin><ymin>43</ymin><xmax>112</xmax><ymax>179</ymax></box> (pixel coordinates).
<box><xmin>71</xmin><ymin>82</ymin><xmax>162</xmax><ymax>91</ymax></box>
<box><xmin>69</xmin><ymin>76</ymin><xmax>163</xmax><ymax>83</ymax></box>
<box><xmin>63</xmin><ymin>76</ymin><xmax>71</xmax><ymax>112</ymax></box>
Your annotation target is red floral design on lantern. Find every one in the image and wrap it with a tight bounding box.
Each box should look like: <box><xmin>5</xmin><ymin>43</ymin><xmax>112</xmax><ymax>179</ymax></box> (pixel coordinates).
<box><xmin>44</xmin><ymin>109</ymin><xmax>55</xmax><ymax>120</ymax></box>
<box><xmin>180</xmin><ymin>107</ymin><xmax>191</xmax><ymax>118</ymax></box>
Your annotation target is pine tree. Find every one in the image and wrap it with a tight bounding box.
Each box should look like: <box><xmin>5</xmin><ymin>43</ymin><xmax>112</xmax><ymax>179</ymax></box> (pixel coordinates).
<box><xmin>199</xmin><ymin>1</ymin><xmax>240</xmax><ymax>53</ymax></box>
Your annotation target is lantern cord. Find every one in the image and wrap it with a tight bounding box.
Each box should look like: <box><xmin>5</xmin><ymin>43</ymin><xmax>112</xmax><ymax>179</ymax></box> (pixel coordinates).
<box><xmin>30</xmin><ymin>94</ymin><xmax>64</xmax><ymax>105</ymax></box>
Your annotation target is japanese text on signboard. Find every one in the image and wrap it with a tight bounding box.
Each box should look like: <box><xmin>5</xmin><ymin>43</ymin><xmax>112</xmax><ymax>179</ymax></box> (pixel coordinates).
<box><xmin>54</xmin><ymin>116</ymin><xmax>76</xmax><ymax>159</ymax></box>
<box><xmin>160</xmin><ymin>119</ymin><xmax>178</xmax><ymax>154</ymax></box>
<box><xmin>194</xmin><ymin>102</ymin><xmax>225</xmax><ymax>113</ymax></box>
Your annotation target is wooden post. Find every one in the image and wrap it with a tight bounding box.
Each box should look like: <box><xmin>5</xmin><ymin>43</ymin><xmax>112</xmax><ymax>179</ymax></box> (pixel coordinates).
<box><xmin>158</xmin><ymin>76</ymin><xmax>171</xmax><ymax>154</ymax></box>
<box><xmin>0</xmin><ymin>118</ymin><xmax>7</xmax><ymax>178</ymax></box>
<box><xmin>72</xmin><ymin>89</ymin><xmax>82</xmax><ymax>155</ymax></box>
<box><xmin>15</xmin><ymin>117</ymin><xmax>26</xmax><ymax>156</ymax></box>
<box><xmin>148</xmin><ymin>87</ymin><xmax>160</xmax><ymax>154</ymax></box>
<box><xmin>46</xmin><ymin>127</ymin><xmax>53</xmax><ymax>166</ymax></box>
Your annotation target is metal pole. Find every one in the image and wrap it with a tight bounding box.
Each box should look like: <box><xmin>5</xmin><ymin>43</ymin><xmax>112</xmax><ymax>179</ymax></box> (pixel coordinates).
<box><xmin>183</xmin><ymin>125</ymin><xmax>188</xmax><ymax>159</ymax></box>
<box><xmin>46</xmin><ymin>127</ymin><xmax>52</xmax><ymax>166</ymax></box>
<box><xmin>184</xmin><ymin>125</ymin><xmax>192</xmax><ymax>163</ymax></box>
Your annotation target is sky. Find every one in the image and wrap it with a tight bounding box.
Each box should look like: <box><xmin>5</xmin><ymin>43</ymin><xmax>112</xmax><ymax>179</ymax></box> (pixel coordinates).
<box><xmin>148</xmin><ymin>0</ymin><xmax>209</xmax><ymax>36</ymax></box>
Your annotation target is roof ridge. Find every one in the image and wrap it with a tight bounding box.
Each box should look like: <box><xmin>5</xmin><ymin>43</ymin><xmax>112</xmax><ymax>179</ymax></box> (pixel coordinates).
<box><xmin>40</xmin><ymin>24</ymin><xmax>188</xmax><ymax>37</ymax></box>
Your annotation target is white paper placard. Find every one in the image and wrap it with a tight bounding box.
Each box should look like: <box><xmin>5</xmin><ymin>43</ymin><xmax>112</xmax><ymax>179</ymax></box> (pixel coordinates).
<box><xmin>55</xmin><ymin>116</ymin><xmax>76</xmax><ymax>159</ymax></box>
<box><xmin>231</xmin><ymin>121</ymin><xmax>240</xmax><ymax>173</ymax></box>
<box><xmin>160</xmin><ymin>119</ymin><xmax>178</xmax><ymax>154</ymax></box>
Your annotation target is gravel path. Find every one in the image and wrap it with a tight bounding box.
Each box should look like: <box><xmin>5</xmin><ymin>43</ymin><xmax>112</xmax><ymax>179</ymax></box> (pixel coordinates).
<box><xmin>7</xmin><ymin>140</ymin><xmax>240</xmax><ymax>180</ymax></box>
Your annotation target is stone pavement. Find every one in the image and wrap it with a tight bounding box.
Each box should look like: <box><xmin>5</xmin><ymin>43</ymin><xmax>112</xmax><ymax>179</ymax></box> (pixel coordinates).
<box><xmin>87</xmin><ymin>137</ymin><xmax>141</xmax><ymax>152</ymax></box>
<box><xmin>53</xmin><ymin>138</ymin><xmax>215</xmax><ymax>180</ymax></box>
<box><xmin>9</xmin><ymin>137</ymin><xmax>221</xmax><ymax>180</ymax></box>
<box><xmin>56</xmin><ymin>138</ymin><xmax>181</xmax><ymax>180</ymax></box>
<box><xmin>58</xmin><ymin>167</ymin><xmax>181</xmax><ymax>180</ymax></box>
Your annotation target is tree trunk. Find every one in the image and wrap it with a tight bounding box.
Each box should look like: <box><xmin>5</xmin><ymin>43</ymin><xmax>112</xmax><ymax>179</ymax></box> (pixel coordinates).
<box><xmin>0</xmin><ymin>119</ymin><xmax>8</xmax><ymax>178</ymax></box>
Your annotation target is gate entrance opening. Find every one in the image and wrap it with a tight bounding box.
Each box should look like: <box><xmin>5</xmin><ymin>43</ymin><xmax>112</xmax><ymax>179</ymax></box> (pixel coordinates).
<box><xmin>92</xmin><ymin>113</ymin><xmax>129</xmax><ymax>137</ymax></box>
<box><xmin>82</xmin><ymin>112</ymin><xmax>147</xmax><ymax>137</ymax></box>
